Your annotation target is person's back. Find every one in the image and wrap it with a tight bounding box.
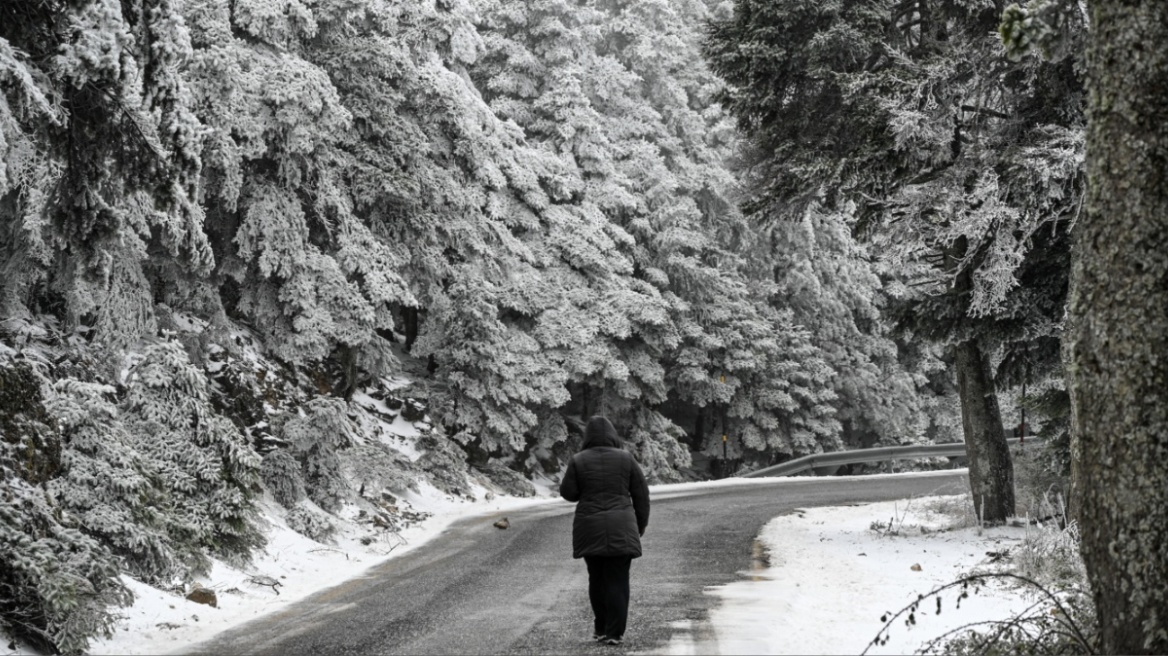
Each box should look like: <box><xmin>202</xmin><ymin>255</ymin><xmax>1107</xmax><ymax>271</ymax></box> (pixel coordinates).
<box><xmin>560</xmin><ymin>416</ymin><xmax>650</xmax><ymax>646</ymax></box>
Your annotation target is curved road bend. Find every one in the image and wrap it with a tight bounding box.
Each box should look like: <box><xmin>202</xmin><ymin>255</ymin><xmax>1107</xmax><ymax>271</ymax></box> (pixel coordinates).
<box><xmin>189</xmin><ymin>471</ymin><xmax>967</xmax><ymax>655</ymax></box>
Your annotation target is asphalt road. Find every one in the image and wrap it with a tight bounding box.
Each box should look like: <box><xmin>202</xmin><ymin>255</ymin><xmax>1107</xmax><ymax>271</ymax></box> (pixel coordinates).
<box><xmin>189</xmin><ymin>471</ymin><xmax>968</xmax><ymax>655</ymax></box>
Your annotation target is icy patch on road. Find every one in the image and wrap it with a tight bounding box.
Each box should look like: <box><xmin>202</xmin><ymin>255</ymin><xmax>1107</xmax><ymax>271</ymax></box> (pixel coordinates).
<box><xmin>663</xmin><ymin>495</ymin><xmax>1032</xmax><ymax>655</ymax></box>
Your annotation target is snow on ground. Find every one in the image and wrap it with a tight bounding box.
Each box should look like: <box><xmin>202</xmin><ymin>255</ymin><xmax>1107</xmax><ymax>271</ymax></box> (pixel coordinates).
<box><xmin>662</xmin><ymin>493</ymin><xmax>1033</xmax><ymax>655</ymax></box>
<box><xmin>86</xmin><ymin>486</ymin><xmax>561</xmax><ymax>656</ymax></box>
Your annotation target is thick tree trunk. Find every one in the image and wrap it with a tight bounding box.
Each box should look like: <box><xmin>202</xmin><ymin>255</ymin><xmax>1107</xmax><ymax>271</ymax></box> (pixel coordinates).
<box><xmin>946</xmin><ymin>235</ymin><xmax>1015</xmax><ymax>524</ymax></box>
<box><xmin>1068</xmin><ymin>3</ymin><xmax>1168</xmax><ymax>652</ymax></box>
<box><xmin>953</xmin><ymin>338</ymin><xmax>1014</xmax><ymax>523</ymax></box>
<box><xmin>402</xmin><ymin>306</ymin><xmax>420</xmax><ymax>351</ymax></box>
<box><xmin>337</xmin><ymin>344</ymin><xmax>358</xmax><ymax>402</ymax></box>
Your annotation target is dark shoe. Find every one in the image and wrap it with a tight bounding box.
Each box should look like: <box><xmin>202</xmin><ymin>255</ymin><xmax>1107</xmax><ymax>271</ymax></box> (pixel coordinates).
<box><xmin>592</xmin><ymin>633</ymin><xmax>605</xmax><ymax>642</ymax></box>
<box><xmin>603</xmin><ymin>637</ymin><xmax>622</xmax><ymax>646</ymax></box>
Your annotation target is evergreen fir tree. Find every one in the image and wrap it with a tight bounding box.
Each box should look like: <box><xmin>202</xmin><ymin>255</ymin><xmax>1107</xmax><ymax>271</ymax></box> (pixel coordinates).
<box><xmin>120</xmin><ymin>341</ymin><xmax>263</xmax><ymax>570</ymax></box>
<box><xmin>706</xmin><ymin>0</ymin><xmax>1084</xmax><ymax>516</ymax></box>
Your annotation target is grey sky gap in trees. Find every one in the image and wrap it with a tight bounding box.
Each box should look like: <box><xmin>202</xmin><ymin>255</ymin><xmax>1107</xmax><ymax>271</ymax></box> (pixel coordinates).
<box><xmin>706</xmin><ymin>0</ymin><xmax>1085</xmax><ymax>520</ymax></box>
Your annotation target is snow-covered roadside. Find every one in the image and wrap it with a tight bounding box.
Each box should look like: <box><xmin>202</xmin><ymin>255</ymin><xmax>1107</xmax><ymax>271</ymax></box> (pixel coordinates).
<box><xmin>55</xmin><ymin>471</ymin><xmax>1025</xmax><ymax>656</ymax></box>
<box><xmin>664</xmin><ymin>495</ymin><xmax>1033</xmax><ymax>655</ymax></box>
<box><xmin>78</xmin><ymin>474</ymin><xmax>933</xmax><ymax>655</ymax></box>
<box><xmin>84</xmin><ymin>486</ymin><xmax>562</xmax><ymax>656</ymax></box>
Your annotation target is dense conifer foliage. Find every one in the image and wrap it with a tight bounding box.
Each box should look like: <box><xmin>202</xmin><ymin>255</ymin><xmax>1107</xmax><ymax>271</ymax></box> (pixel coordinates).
<box><xmin>705</xmin><ymin>0</ymin><xmax>1084</xmax><ymax>521</ymax></box>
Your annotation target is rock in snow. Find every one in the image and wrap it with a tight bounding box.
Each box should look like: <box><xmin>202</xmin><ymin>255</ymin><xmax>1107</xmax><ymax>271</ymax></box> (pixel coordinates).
<box><xmin>185</xmin><ymin>587</ymin><xmax>218</xmax><ymax>608</ymax></box>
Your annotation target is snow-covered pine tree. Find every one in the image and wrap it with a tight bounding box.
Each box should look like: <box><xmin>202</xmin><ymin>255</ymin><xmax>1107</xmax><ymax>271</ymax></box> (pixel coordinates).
<box><xmin>0</xmin><ymin>2</ymin><xmax>271</xmax><ymax>649</ymax></box>
<box><xmin>274</xmin><ymin>397</ymin><xmax>357</xmax><ymax>514</ymax></box>
<box><xmin>0</xmin><ymin>477</ymin><xmax>129</xmax><ymax>656</ymax></box>
<box><xmin>46</xmin><ymin>378</ymin><xmax>175</xmax><ymax>582</ymax></box>
<box><xmin>473</xmin><ymin>0</ymin><xmax>846</xmax><ymax>475</ymax></box>
<box><xmin>0</xmin><ymin>359</ymin><xmax>130</xmax><ymax>655</ymax></box>
<box><xmin>1</xmin><ymin>0</ymin><xmax>211</xmax><ymax>358</ymax></box>
<box><xmin>305</xmin><ymin>0</ymin><xmax>578</xmax><ymax>459</ymax></box>
<box><xmin>120</xmin><ymin>341</ymin><xmax>263</xmax><ymax>570</ymax></box>
<box><xmin>706</xmin><ymin>0</ymin><xmax>1085</xmax><ymax>516</ymax></box>
<box><xmin>180</xmin><ymin>0</ymin><xmax>409</xmax><ymax>379</ymax></box>
<box><xmin>761</xmin><ymin>202</ymin><xmax>944</xmax><ymax>450</ymax></box>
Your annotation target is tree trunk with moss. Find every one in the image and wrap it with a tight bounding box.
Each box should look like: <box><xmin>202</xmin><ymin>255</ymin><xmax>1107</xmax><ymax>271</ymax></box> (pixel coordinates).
<box><xmin>1067</xmin><ymin>2</ymin><xmax>1168</xmax><ymax>652</ymax></box>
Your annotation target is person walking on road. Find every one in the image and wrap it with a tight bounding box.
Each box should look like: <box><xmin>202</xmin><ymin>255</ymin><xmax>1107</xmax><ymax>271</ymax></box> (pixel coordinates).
<box><xmin>559</xmin><ymin>416</ymin><xmax>651</xmax><ymax>647</ymax></box>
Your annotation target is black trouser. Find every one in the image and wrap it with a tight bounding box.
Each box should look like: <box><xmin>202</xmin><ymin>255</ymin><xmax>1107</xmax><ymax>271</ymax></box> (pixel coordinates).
<box><xmin>584</xmin><ymin>555</ymin><xmax>632</xmax><ymax>639</ymax></box>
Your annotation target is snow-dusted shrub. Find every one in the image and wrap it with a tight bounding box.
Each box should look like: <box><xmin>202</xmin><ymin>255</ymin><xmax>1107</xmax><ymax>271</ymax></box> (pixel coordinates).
<box><xmin>1015</xmin><ymin>521</ymin><xmax>1089</xmax><ymax>593</ymax></box>
<box><xmin>261</xmin><ymin>448</ymin><xmax>305</xmax><ymax>508</ymax></box>
<box><xmin>280</xmin><ymin>398</ymin><xmax>357</xmax><ymax>513</ymax></box>
<box><xmin>342</xmin><ymin>441</ymin><xmax>418</xmax><ymax>498</ymax></box>
<box><xmin>121</xmin><ymin>341</ymin><xmax>264</xmax><ymax>571</ymax></box>
<box><xmin>284</xmin><ymin>506</ymin><xmax>335</xmax><ymax>543</ymax></box>
<box><xmin>45</xmin><ymin>379</ymin><xmax>176</xmax><ymax>582</ymax></box>
<box><xmin>879</xmin><ymin>509</ymin><xmax>1096</xmax><ymax>654</ymax></box>
<box><xmin>0</xmin><ymin>362</ymin><xmax>128</xmax><ymax>655</ymax></box>
<box><xmin>878</xmin><ymin>571</ymin><xmax>1096</xmax><ymax>656</ymax></box>
<box><xmin>416</xmin><ymin>434</ymin><xmax>474</xmax><ymax>499</ymax></box>
<box><xmin>0</xmin><ymin>481</ymin><xmax>130</xmax><ymax>656</ymax></box>
<box><xmin>475</xmin><ymin>462</ymin><xmax>535</xmax><ymax>498</ymax></box>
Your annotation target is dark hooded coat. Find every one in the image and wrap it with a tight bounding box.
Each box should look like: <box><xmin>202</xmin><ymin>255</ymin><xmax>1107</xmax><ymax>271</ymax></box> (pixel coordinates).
<box><xmin>559</xmin><ymin>417</ymin><xmax>651</xmax><ymax>559</ymax></box>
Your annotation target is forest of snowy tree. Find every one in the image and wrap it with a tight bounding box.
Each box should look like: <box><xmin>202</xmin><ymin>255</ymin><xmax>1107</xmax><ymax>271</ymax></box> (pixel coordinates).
<box><xmin>0</xmin><ymin>0</ymin><xmax>1093</xmax><ymax>652</ymax></box>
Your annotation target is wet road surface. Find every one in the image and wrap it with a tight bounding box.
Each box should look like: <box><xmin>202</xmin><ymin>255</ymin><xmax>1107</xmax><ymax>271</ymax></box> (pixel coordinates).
<box><xmin>189</xmin><ymin>471</ymin><xmax>967</xmax><ymax>655</ymax></box>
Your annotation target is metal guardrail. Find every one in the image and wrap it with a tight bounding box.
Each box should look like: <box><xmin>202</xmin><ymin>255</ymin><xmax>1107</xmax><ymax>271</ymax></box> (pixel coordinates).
<box><xmin>741</xmin><ymin>437</ymin><xmax>1042</xmax><ymax>478</ymax></box>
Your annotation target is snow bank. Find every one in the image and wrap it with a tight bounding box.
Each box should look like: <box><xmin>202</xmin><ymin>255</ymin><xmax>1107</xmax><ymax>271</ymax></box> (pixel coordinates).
<box><xmin>665</xmin><ymin>496</ymin><xmax>1032</xmax><ymax>655</ymax></box>
<box><xmin>85</xmin><ymin>488</ymin><xmax>560</xmax><ymax>656</ymax></box>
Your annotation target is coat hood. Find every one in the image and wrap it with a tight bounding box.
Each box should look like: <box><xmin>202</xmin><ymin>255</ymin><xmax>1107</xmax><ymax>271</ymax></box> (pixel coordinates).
<box><xmin>582</xmin><ymin>416</ymin><xmax>622</xmax><ymax>450</ymax></box>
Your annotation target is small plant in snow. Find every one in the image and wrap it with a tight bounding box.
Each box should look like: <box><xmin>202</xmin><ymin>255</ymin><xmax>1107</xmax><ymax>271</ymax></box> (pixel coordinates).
<box><xmin>869</xmin><ymin>499</ymin><xmax>915</xmax><ymax>537</ymax></box>
<box><xmin>866</xmin><ymin>573</ymin><xmax>1095</xmax><ymax>656</ymax></box>
<box><xmin>921</xmin><ymin>494</ymin><xmax>980</xmax><ymax>531</ymax></box>
<box><xmin>1014</xmin><ymin>521</ymin><xmax>1086</xmax><ymax>590</ymax></box>
<box><xmin>276</xmin><ymin>398</ymin><xmax>357</xmax><ymax>513</ymax></box>
<box><xmin>284</xmin><ymin>506</ymin><xmax>336</xmax><ymax>544</ymax></box>
<box><xmin>864</xmin><ymin>514</ymin><xmax>1096</xmax><ymax>656</ymax></box>
<box><xmin>261</xmin><ymin>448</ymin><xmax>306</xmax><ymax>508</ymax></box>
